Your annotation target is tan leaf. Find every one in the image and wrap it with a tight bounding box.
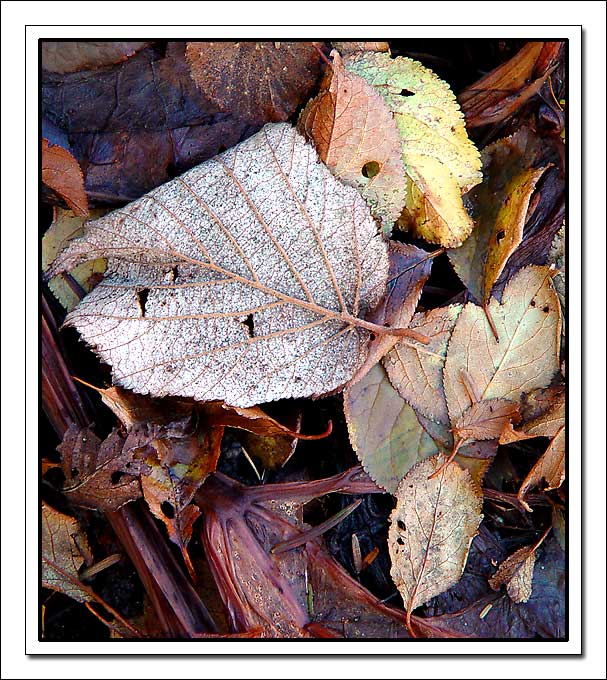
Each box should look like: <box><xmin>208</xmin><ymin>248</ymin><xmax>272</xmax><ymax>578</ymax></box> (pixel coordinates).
<box><xmin>42</xmin><ymin>208</ymin><xmax>107</xmax><ymax>312</ymax></box>
<box><xmin>459</xmin><ymin>42</ymin><xmax>563</xmax><ymax>127</ymax></box>
<box><xmin>344</xmin><ymin>364</ymin><xmax>439</xmax><ymax>493</ymax></box>
<box><xmin>389</xmin><ymin>455</ymin><xmax>483</xmax><ymax>631</ymax></box>
<box><xmin>444</xmin><ymin>266</ymin><xmax>561</xmax><ymax>424</ymax></box>
<box><xmin>524</xmin><ymin>386</ymin><xmax>565</xmax><ymax>438</ymax></box>
<box><xmin>299</xmin><ymin>50</ymin><xmax>406</xmax><ymax>232</ymax></box>
<box><xmin>42</xmin><ymin>139</ymin><xmax>88</xmax><ymax>217</ymax></box>
<box><xmin>42</xmin><ymin>502</ymin><xmax>92</xmax><ymax>603</ymax></box>
<box><xmin>48</xmin><ymin>123</ymin><xmax>390</xmax><ymax>407</ymax></box>
<box><xmin>384</xmin><ymin>305</ymin><xmax>462</xmax><ymax>424</ymax></box>
<box><xmin>453</xmin><ymin>398</ymin><xmax>520</xmax><ymax>448</ymax></box>
<box><xmin>345</xmin><ymin>51</ymin><xmax>481</xmax><ymax>247</ymax></box>
<box><xmin>185</xmin><ymin>42</ymin><xmax>322</xmax><ymax>124</ymax></box>
<box><xmin>332</xmin><ymin>42</ymin><xmax>390</xmax><ymax>55</ymax></box>
<box><xmin>349</xmin><ymin>243</ymin><xmax>437</xmax><ymax>386</ymax></box>
<box><xmin>448</xmin><ymin>128</ymin><xmax>548</xmax><ymax>305</ymax></box>
<box><xmin>488</xmin><ymin>529</ymin><xmax>549</xmax><ymax>603</ymax></box>
<box><xmin>42</xmin><ymin>41</ymin><xmax>150</xmax><ymax>73</ymax></box>
<box><xmin>58</xmin><ymin>425</ymin><xmax>144</xmax><ymax>512</ymax></box>
<box><xmin>518</xmin><ymin>426</ymin><xmax>565</xmax><ymax>511</ymax></box>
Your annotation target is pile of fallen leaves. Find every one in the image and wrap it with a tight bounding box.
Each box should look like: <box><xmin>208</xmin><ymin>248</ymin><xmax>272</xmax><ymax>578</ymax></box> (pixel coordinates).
<box><xmin>41</xmin><ymin>40</ymin><xmax>566</xmax><ymax>640</ymax></box>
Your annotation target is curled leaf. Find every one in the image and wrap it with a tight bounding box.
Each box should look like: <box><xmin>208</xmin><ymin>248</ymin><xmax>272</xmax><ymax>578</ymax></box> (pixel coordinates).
<box><xmin>389</xmin><ymin>455</ymin><xmax>483</xmax><ymax>633</ymax></box>
<box><xmin>48</xmin><ymin>123</ymin><xmax>390</xmax><ymax>407</ymax></box>
<box><xmin>518</xmin><ymin>426</ymin><xmax>565</xmax><ymax>511</ymax></box>
<box><xmin>299</xmin><ymin>50</ymin><xmax>406</xmax><ymax>232</ymax></box>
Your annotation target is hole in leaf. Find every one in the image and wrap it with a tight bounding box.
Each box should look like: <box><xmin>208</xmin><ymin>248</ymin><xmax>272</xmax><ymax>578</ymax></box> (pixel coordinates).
<box><xmin>543</xmin><ymin>305</ymin><xmax>550</xmax><ymax>313</ymax></box>
<box><xmin>396</xmin><ymin>537</ymin><xmax>404</xmax><ymax>545</ymax></box>
<box><xmin>242</xmin><ymin>313</ymin><xmax>255</xmax><ymax>338</ymax></box>
<box><xmin>136</xmin><ymin>289</ymin><xmax>150</xmax><ymax>317</ymax></box>
<box><xmin>530</xmin><ymin>299</ymin><xmax>536</xmax><ymax>307</ymax></box>
<box><xmin>399</xmin><ymin>88</ymin><xmax>415</xmax><ymax>97</ymax></box>
<box><xmin>170</xmin><ymin>266</ymin><xmax>179</xmax><ymax>282</ymax></box>
<box><xmin>496</xmin><ymin>229</ymin><xmax>506</xmax><ymax>243</ymax></box>
<box><xmin>397</xmin><ymin>519</ymin><xmax>406</xmax><ymax>531</ymax></box>
<box><xmin>161</xmin><ymin>501</ymin><xmax>175</xmax><ymax>519</ymax></box>
<box><xmin>361</xmin><ymin>161</ymin><xmax>381</xmax><ymax>179</ymax></box>
<box><xmin>111</xmin><ymin>470</ymin><xmax>125</xmax><ymax>485</ymax></box>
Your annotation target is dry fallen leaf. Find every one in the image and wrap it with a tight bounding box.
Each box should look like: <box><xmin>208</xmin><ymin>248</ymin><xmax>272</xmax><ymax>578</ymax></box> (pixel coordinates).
<box><xmin>518</xmin><ymin>426</ymin><xmax>565</xmax><ymax>511</ymax></box>
<box><xmin>448</xmin><ymin>128</ymin><xmax>549</xmax><ymax>306</ymax></box>
<box><xmin>42</xmin><ymin>502</ymin><xmax>92</xmax><ymax>603</ymax></box>
<box><xmin>299</xmin><ymin>50</ymin><xmax>406</xmax><ymax>232</ymax></box>
<box><xmin>42</xmin><ymin>41</ymin><xmax>150</xmax><ymax>74</ymax></box>
<box><xmin>459</xmin><ymin>42</ymin><xmax>562</xmax><ymax>128</ymax></box>
<box><xmin>42</xmin><ymin>208</ymin><xmax>107</xmax><ymax>312</ymax></box>
<box><xmin>42</xmin><ymin>138</ymin><xmax>88</xmax><ymax>217</ymax></box>
<box><xmin>186</xmin><ymin>42</ymin><xmax>322</xmax><ymax>125</ymax></box>
<box><xmin>345</xmin><ymin>51</ymin><xmax>481</xmax><ymax>247</ymax></box>
<box><xmin>488</xmin><ymin>529</ymin><xmax>550</xmax><ymax>603</ymax></box>
<box><xmin>48</xmin><ymin>123</ymin><xmax>390</xmax><ymax>407</ymax></box>
<box><xmin>452</xmin><ymin>398</ymin><xmax>520</xmax><ymax>451</ymax></box>
<box><xmin>59</xmin><ymin>426</ymin><xmax>143</xmax><ymax>512</ymax></box>
<box><xmin>383</xmin><ymin>305</ymin><xmax>462</xmax><ymax>425</ymax></box>
<box><xmin>443</xmin><ymin>265</ymin><xmax>561</xmax><ymax>424</ymax></box>
<box><xmin>389</xmin><ymin>455</ymin><xmax>483</xmax><ymax>633</ymax></box>
<box><xmin>332</xmin><ymin>42</ymin><xmax>390</xmax><ymax>55</ymax></box>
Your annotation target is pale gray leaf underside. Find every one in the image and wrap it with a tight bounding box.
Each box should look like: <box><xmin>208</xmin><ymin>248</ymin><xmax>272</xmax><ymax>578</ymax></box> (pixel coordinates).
<box><xmin>50</xmin><ymin>123</ymin><xmax>388</xmax><ymax>406</ymax></box>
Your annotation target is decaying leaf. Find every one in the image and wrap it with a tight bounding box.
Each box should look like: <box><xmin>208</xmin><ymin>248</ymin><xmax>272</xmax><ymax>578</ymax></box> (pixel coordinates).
<box><xmin>299</xmin><ymin>51</ymin><xmax>406</xmax><ymax>232</ymax></box>
<box><xmin>349</xmin><ymin>243</ymin><xmax>437</xmax><ymax>386</ymax></box>
<box><xmin>186</xmin><ymin>42</ymin><xmax>322</xmax><ymax>125</ymax></box>
<box><xmin>444</xmin><ymin>266</ymin><xmax>561</xmax><ymax>424</ymax></box>
<box><xmin>332</xmin><ymin>42</ymin><xmax>390</xmax><ymax>55</ymax></box>
<box><xmin>42</xmin><ymin>41</ymin><xmax>150</xmax><ymax>74</ymax></box>
<box><xmin>448</xmin><ymin>129</ymin><xmax>549</xmax><ymax>305</ymax></box>
<box><xmin>42</xmin><ymin>502</ymin><xmax>92</xmax><ymax>603</ymax></box>
<box><xmin>459</xmin><ymin>42</ymin><xmax>563</xmax><ymax>127</ymax></box>
<box><xmin>48</xmin><ymin>123</ymin><xmax>390</xmax><ymax>407</ymax></box>
<box><xmin>452</xmin><ymin>398</ymin><xmax>520</xmax><ymax>452</ymax></box>
<box><xmin>389</xmin><ymin>455</ymin><xmax>483</xmax><ymax>632</ymax></box>
<box><xmin>344</xmin><ymin>364</ymin><xmax>438</xmax><ymax>493</ymax></box>
<box><xmin>59</xmin><ymin>426</ymin><xmax>143</xmax><ymax>512</ymax></box>
<box><xmin>42</xmin><ymin>138</ymin><xmax>88</xmax><ymax>216</ymax></box>
<box><xmin>488</xmin><ymin>529</ymin><xmax>550</xmax><ymax>603</ymax></box>
<box><xmin>345</xmin><ymin>51</ymin><xmax>481</xmax><ymax>247</ymax></box>
<box><xmin>42</xmin><ymin>208</ymin><xmax>107</xmax><ymax>312</ymax></box>
<box><xmin>518</xmin><ymin>426</ymin><xmax>565</xmax><ymax>511</ymax></box>
<box><xmin>383</xmin><ymin>304</ymin><xmax>462</xmax><ymax>424</ymax></box>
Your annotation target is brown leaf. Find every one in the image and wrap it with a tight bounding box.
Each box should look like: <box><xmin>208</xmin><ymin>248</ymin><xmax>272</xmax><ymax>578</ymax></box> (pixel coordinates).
<box><xmin>42</xmin><ymin>139</ymin><xmax>88</xmax><ymax>216</ymax></box>
<box><xmin>349</xmin><ymin>243</ymin><xmax>437</xmax><ymax>386</ymax></box>
<box><xmin>488</xmin><ymin>529</ymin><xmax>549</xmax><ymax>603</ymax></box>
<box><xmin>452</xmin><ymin>398</ymin><xmax>520</xmax><ymax>449</ymax></box>
<box><xmin>42</xmin><ymin>502</ymin><xmax>92</xmax><ymax>602</ymax></box>
<box><xmin>43</xmin><ymin>42</ymin><xmax>254</xmax><ymax>204</ymax></box>
<box><xmin>42</xmin><ymin>41</ymin><xmax>150</xmax><ymax>73</ymax></box>
<box><xmin>48</xmin><ymin>123</ymin><xmax>390</xmax><ymax>407</ymax></box>
<box><xmin>448</xmin><ymin>128</ymin><xmax>549</xmax><ymax>305</ymax></box>
<box><xmin>299</xmin><ymin>50</ymin><xmax>406</xmax><ymax>232</ymax></box>
<box><xmin>459</xmin><ymin>42</ymin><xmax>563</xmax><ymax>127</ymax></box>
<box><xmin>389</xmin><ymin>455</ymin><xmax>483</xmax><ymax>632</ymax></box>
<box><xmin>58</xmin><ymin>425</ymin><xmax>144</xmax><ymax>512</ymax></box>
<box><xmin>186</xmin><ymin>42</ymin><xmax>322</xmax><ymax>125</ymax></box>
<box><xmin>518</xmin><ymin>426</ymin><xmax>565</xmax><ymax>510</ymax></box>
<box><xmin>332</xmin><ymin>42</ymin><xmax>390</xmax><ymax>55</ymax></box>
<box><xmin>383</xmin><ymin>305</ymin><xmax>461</xmax><ymax>424</ymax></box>
<box><xmin>444</xmin><ymin>266</ymin><xmax>561</xmax><ymax>424</ymax></box>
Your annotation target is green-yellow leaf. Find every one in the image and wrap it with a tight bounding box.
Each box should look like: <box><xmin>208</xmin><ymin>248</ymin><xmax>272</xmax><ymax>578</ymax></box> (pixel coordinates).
<box><xmin>345</xmin><ymin>51</ymin><xmax>482</xmax><ymax>247</ymax></box>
